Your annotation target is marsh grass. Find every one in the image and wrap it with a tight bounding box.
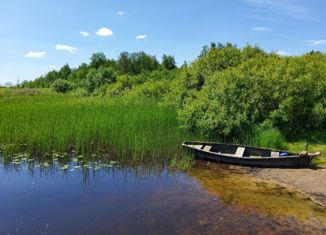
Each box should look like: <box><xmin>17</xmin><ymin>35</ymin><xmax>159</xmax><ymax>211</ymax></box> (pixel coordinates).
<box><xmin>0</xmin><ymin>95</ymin><xmax>199</xmax><ymax>163</ymax></box>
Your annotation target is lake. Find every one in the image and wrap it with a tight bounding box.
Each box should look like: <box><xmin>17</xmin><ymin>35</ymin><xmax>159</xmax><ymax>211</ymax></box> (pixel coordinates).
<box><xmin>0</xmin><ymin>156</ymin><xmax>325</xmax><ymax>235</ymax></box>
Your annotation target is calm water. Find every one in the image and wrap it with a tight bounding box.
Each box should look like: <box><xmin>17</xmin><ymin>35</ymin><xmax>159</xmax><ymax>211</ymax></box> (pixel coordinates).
<box><xmin>0</xmin><ymin>156</ymin><xmax>325</xmax><ymax>235</ymax></box>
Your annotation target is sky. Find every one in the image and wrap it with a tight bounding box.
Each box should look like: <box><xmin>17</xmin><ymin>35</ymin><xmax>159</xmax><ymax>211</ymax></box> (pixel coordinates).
<box><xmin>0</xmin><ymin>0</ymin><xmax>325</xmax><ymax>84</ymax></box>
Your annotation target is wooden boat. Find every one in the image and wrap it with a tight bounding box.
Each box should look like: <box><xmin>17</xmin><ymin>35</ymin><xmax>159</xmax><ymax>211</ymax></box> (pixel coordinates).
<box><xmin>182</xmin><ymin>141</ymin><xmax>320</xmax><ymax>168</ymax></box>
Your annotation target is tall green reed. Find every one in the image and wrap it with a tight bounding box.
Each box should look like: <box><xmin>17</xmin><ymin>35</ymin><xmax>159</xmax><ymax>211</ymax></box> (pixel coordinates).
<box><xmin>0</xmin><ymin>96</ymin><xmax>198</xmax><ymax>162</ymax></box>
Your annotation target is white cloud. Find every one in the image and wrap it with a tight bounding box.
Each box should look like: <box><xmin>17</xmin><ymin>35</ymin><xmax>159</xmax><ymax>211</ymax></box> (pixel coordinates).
<box><xmin>276</xmin><ymin>50</ymin><xmax>288</xmax><ymax>56</ymax></box>
<box><xmin>305</xmin><ymin>40</ymin><xmax>326</xmax><ymax>46</ymax></box>
<box><xmin>252</xmin><ymin>26</ymin><xmax>271</xmax><ymax>31</ymax></box>
<box><xmin>56</xmin><ymin>44</ymin><xmax>78</xmax><ymax>53</ymax></box>
<box><xmin>96</xmin><ymin>27</ymin><xmax>113</xmax><ymax>37</ymax></box>
<box><xmin>24</xmin><ymin>51</ymin><xmax>46</xmax><ymax>58</ymax></box>
<box><xmin>136</xmin><ymin>35</ymin><xmax>147</xmax><ymax>40</ymax></box>
<box><xmin>49</xmin><ymin>65</ymin><xmax>57</xmax><ymax>70</ymax></box>
<box><xmin>117</xmin><ymin>11</ymin><xmax>124</xmax><ymax>16</ymax></box>
<box><xmin>80</xmin><ymin>31</ymin><xmax>89</xmax><ymax>37</ymax></box>
<box><xmin>245</xmin><ymin>0</ymin><xmax>309</xmax><ymax>19</ymax></box>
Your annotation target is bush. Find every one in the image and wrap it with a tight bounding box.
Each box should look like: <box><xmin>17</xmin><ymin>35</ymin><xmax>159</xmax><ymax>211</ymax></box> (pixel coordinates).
<box><xmin>51</xmin><ymin>79</ymin><xmax>76</xmax><ymax>93</ymax></box>
<box><xmin>251</xmin><ymin>126</ymin><xmax>286</xmax><ymax>149</ymax></box>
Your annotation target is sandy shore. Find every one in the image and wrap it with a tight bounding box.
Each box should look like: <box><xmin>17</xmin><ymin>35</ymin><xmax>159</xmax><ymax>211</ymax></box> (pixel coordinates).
<box><xmin>251</xmin><ymin>164</ymin><xmax>326</xmax><ymax>207</ymax></box>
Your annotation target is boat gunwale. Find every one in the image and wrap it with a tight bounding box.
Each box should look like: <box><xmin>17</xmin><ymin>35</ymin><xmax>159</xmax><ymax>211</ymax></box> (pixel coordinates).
<box><xmin>181</xmin><ymin>141</ymin><xmax>305</xmax><ymax>160</ymax></box>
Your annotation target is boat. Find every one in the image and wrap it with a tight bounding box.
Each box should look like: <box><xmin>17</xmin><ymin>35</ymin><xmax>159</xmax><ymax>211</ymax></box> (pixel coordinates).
<box><xmin>182</xmin><ymin>141</ymin><xmax>320</xmax><ymax>168</ymax></box>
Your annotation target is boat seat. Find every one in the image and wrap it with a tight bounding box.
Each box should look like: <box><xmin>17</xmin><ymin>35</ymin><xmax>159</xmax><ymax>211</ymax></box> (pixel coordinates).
<box><xmin>188</xmin><ymin>145</ymin><xmax>202</xmax><ymax>149</ymax></box>
<box><xmin>203</xmin><ymin>145</ymin><xmax>212</xmax><ymax>152</ymax></box>
<box><xmin>271</xmin><ymin>151</ymin><xmax>279</xmax><ymax>157</ymax></box>
<box><xmin>235</xmin><ymin>147</ymin><xmax>245</xmax><ymax>157</ymax></box>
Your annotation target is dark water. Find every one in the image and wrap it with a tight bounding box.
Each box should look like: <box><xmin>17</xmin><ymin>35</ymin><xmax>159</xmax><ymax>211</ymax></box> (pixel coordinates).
<box><xmin>0</xmin><ymin>157</ymin><xmax>325</xmax><ymax>235</ymax></box>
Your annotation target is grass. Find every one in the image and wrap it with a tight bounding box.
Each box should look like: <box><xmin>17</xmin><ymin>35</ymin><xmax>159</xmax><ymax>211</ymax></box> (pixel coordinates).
<box><xmin>0</xmin><ymin>94</ymin><xmax>200</xmax><ymax>164</ymax></box>
<box><xmin>287</xmin><ymin>142</ymin><xmax>326</xmax><ymax>165</ymax></box>
<box><xmin>231</xmin><ymin>126</ymin><xmax>286</xmax><ymax>150</ymax></box>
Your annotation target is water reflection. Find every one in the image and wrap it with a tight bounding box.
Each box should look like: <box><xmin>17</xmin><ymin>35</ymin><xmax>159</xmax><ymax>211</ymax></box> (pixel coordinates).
<box><xmin>0</xmin><ymin>155</ymin><xmax>325</xmax><ymax>234</ymax></box>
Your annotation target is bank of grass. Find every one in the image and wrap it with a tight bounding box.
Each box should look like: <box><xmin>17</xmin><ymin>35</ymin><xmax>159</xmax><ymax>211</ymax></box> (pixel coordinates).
<box><xmin>287</xmin><ymin>142</ymin><xmax>326</xmax><ymax>165</ymax></box>
<box><xmin>0</xmin><ymin>95</ymin><xmax>200</xmax><ymax>163</ymax></box>
<box><xmin>231</xmin><ymin>126</ymin><xmax>286</xmax><ymax>150</ymax></box>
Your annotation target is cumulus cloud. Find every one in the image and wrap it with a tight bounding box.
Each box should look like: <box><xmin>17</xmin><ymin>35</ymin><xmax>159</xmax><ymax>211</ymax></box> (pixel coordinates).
<box><xmin>49</xmin><ymin>65</ymin><xmax>57</xmax><ymax>70</ymax></box>
<box><xmin>96</xmin><ymin>27</ymin><xmax>113</xmax><ymax>37</ymax></box>
<box><xmin>136</xmin><ymin>35</ymin><xmax>147</xmax><ymax>40</ymax></box>
<box><xmin>24</xmin><ymin>51</ymin><xmax>46</xmax><ymax>58</ymax></box>
<box><xmin>56</xmin><ymin>44</ymin><xmax>77</xmax><ymax>53</ymax></box>
<box><xmin>305</xmin><ymin>40</ymin><xmax>326</xmax><ymax>46</ymax></box>
<box><xmin>80</xmin><ymin>31</ymin><xmax>89</xmax><ymax>37</ymax></box>
<box><xmin>252</xmin><ymin>26</ymin><xmax>271</xmax><ymax>31</ymax></box>
<box><xmin>117</xmin><ymin>11</ymin><xmax>124</xmax><ymax>16</ymax></box>
<box><xmin>276</xmin><ymin>50</ymin><xmax>288</xmax><ymax>56</ymax></box>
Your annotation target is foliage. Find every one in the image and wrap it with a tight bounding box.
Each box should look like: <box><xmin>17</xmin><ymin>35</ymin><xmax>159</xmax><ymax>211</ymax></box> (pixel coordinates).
<box><xmin>117</xmin><ymin>52</ymin><xmax>160</xmax><ymax>75</ymax></box>
<box><xmin>85</xmin><ymin>67</ymin><xmax>116</xmax><ymax>93</ymax></box>
<box><xmin>51</xmin><ymin>79</ymin><xmax>76</xmax><ymax>93</ymax></box>
<box><xmin>162</xmin><ymin>55</ymin><xmax>177</xmax><ymax>70</ymax></box>
<box><xmin>17</xmin><ymin>43</ymin><xmax>326</xmax><ymax>142</ymax></box>
<box><xmin>174</xmin><ymin>44</ymin><xmax>326</xmax><ymax>141</ymax></box>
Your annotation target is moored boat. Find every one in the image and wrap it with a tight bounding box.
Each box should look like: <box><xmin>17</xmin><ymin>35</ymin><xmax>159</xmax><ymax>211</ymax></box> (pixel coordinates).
<box><xmin>182</xmin><ymin>141</ymin><xmax>320</xmax><ymax>168</ymax></box>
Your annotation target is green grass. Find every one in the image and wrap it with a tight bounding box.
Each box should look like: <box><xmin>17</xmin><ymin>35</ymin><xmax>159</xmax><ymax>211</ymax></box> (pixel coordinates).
<box><xmin>0</xmin><ymin>95</ymin><xmax>199</xmax><ymax>163</ymax></box>
<box><xmin>233</xmin><ymin>126</ymin><xmax>286</xmax><ymax>150</ymax></box>
<box><xmin>287</xmin><ymin>142</ymin><xmax>326</xmax><ymax>166</ymax></box>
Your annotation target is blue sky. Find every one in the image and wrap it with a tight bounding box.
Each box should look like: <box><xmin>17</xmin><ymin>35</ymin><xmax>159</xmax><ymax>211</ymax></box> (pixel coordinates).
<box><xmin>0</xmin><ymin>0</ymin><xmax>325</xmax><ymax>84</ymax></box>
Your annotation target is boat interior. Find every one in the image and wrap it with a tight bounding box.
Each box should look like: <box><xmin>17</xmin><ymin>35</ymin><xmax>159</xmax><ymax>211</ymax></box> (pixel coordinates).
<box><xmin>185</xmin><ymin>143</ymin><xmax>293</xmax><ymax>158</ymax></box>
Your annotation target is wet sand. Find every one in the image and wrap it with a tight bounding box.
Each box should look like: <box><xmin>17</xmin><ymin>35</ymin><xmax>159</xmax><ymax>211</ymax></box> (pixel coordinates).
<box><xmin>251</xmin><ymin>164</ymin><xmax>326</xmax><ymax>207</ymax></box>
<box><xmin>192</xmin><ymin>161</ymin><xmax>326</xmax><ymax>233</ymax></box>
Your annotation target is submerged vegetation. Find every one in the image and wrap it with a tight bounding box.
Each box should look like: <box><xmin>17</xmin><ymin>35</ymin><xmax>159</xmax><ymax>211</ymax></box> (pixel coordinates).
<box><xmin>190</xmin><ymin>162</ymin><xmax>326</xmax><ymax>222</ymax></box>
<box><xmin>1</xmin><ymin>42</ymin><xmax>325</xmax><ymax>164</ymax></box>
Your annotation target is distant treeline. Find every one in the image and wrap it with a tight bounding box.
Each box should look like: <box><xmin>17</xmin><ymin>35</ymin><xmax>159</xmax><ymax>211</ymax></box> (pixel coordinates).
<box><xmin>20</xmin><ymin>43</ymin><xmax>326</xmax><ymax>140</ymax></box>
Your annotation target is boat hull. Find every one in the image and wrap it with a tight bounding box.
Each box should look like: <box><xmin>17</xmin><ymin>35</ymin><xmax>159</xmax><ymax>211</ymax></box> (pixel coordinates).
<box><xmin>183</xmin><ymin>142</ymin><xmax>313</xmax><ymax>168</ymax></box>
<box><xmin>194</xmin><ymin>148</ymin><xmax>311</xmax><ymax>168</ymax></box>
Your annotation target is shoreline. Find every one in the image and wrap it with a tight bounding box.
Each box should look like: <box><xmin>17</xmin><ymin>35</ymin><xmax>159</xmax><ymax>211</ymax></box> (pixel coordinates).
<box><xmin>250</xmin><ymin>164</ymin><xmax>326</xmax><ymax>207</ymax></box>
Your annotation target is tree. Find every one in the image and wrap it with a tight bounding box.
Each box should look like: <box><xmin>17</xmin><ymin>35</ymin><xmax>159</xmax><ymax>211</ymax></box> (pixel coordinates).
<box><xmin>90</xmin><ymin>52</ymin><xmax>107</xmax><ymax>69</ymax></box>
<box><xmin>117</xmin><ymin>51</ymin><xmax>160</xmax><ymax>75</ymax></box>
<box><xmin>85</xmin><ymin>67</ymin><xmax>117</xmax><ymax>93</ymax></box>
<box><xmin>59</xmin><ymin>64</ymin><xmax>72</xmax><ymax>80</ymax></box>
<box><xmin>117</xmin><ymin>52</ymin><xmax>132</xmax><ymax>74</ymax></box>
<box><xmin>51</xmin><ymin>79</ymin><xmax>76</xmax><ymax>93</ymax></box>
<box><xmin>162</xmin><ymin>55</ymin><xmax>176</xmax><ymax>70</ymax></box>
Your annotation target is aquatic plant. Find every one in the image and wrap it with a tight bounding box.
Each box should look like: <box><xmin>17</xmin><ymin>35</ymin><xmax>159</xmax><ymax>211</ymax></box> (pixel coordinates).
<box><xmin>0</xmin><ymin>96</ymin><xmax>199</xmax><ymax>163</ymax></box>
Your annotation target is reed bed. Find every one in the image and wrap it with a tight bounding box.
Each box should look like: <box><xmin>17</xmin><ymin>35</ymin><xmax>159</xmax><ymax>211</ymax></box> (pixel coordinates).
<box><xmin>0</xmin><ymin>95</ymin><xmax>198</xmax><ymax>162</ymax></box>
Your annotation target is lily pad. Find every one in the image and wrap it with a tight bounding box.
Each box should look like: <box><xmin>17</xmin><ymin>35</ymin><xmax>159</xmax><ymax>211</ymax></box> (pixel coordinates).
<box><xmin>43</xmin><ymin>162</ymin><xmax>50</xmax><ymax>167</ymax></box>
<box><xmin>60</xmin><ymin>165</ymin><xmax>69</xmax><ymax>170</ymax></box>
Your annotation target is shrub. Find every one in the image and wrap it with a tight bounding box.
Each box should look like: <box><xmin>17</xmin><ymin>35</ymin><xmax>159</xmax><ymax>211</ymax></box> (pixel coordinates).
<box><xmin>51</xmin><ymin>79</ymin><xmax>76</xmax><ymax>93</ymax></box>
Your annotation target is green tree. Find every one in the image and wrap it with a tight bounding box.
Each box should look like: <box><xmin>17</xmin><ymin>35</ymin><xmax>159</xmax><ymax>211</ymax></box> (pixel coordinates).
<box><xmin>59</xmin><ymin>64</ymin><xmax>72</xmax><ymax>80</ymax></box>
<box><xmin>51</xmin><ymin>79</ymin><xmax>76</xmax><ymax>93</ymax></box>
<box><xmin>89</xmin><ymin>52</ymin><xmax>107</xmax><ymax>69</ymax></box>
<box><xmin>162</xmin><ymin>55</ymin><xmax>176</xmax><ymax>70</ymax></box>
